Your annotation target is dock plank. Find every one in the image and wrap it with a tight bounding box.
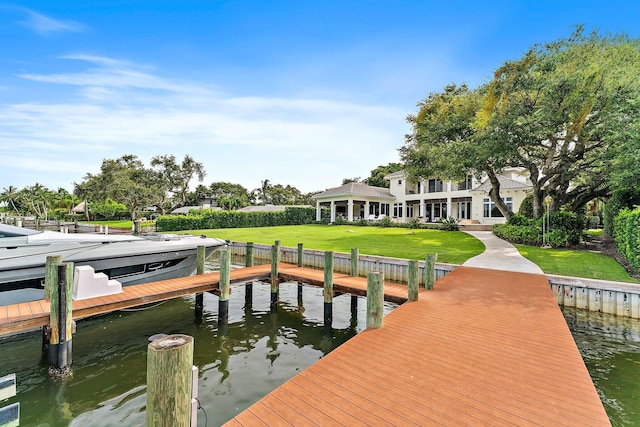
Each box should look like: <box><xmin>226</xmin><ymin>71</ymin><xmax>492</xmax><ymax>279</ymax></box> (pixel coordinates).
<box><xmin>0</xmin><ymin>263</ymin><xmax>610</xmax><ymax>426</ymax></box>
<box><xmin>225</xmin><ymin>266</ymin><xmax>610</xmax><ymax>426</ymax></box>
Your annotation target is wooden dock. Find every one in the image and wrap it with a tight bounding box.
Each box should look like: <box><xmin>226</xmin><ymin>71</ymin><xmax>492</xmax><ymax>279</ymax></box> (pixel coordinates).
<box><xmin>0</xmin><ymin>264</ymin><xmax>408</xmax><ymax>337</ymax></box>
<box><xmin>226</xmin><ymin>266</ymin><xmax>610</xmax><ymax>426</ymax></box>
<box><xmin>0</xmin><ymin>263</ymin><xmax>610</xmax><ymax>425</ymax></box>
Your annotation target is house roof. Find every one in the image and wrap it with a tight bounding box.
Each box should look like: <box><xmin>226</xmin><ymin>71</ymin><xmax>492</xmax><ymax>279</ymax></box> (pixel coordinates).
<box><xmin>71</xmin><ymin>201</ymin><xmax>86</xmax><ymax>213</ymax></box>
<box><xmin>383</xmin><ymin>170</ymin><xmax>406</xmax><ymax>180</ymax></box>
<box><xmin>470</xmin><ymin>176</ymin><xmax>532</xmax><ymax>193</ymax></box>
<box><xmin>312</xmin><ymin>182</ymin><xmax>394</xmax><ymax>200</ymax></box>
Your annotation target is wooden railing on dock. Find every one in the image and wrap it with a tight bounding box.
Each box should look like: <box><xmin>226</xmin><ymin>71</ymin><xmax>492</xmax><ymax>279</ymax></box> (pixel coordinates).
<box><xmin>228</xmin><ymin>241</ymin><xmax>454</xmax><ymax>285</ymax></box>
<box><xmin>0</xmin><ymin>264</ymin><xmax>411</xmax><ymax>337</ymax></box>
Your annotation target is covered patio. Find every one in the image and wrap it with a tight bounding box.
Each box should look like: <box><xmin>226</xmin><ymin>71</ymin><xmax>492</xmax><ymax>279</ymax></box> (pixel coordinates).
<box><xmin>311</xmin><ymin>182</ymin><xmax>395</xmax><ymax>222</ymax></box>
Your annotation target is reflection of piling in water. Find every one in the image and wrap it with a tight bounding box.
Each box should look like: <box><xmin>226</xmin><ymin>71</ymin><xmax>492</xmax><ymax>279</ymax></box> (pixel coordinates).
<box><xmin>218</xmin><ymin>248</ymin><xmax>231</xmax><ymax>327</ymax></box>
<box><xmin>195</xmin><ymin>246</ymin><xmax>206</xmax><ymax>319</ymax></box>
<box><xmin>324</xmin><ymin>251</ymin><xmax>334</xmax><ymax>328</ymax></box>
<box><xmin>270</xmin><ymin>241</ymin><xmax>280</xmax><ymax>306</ymax></box>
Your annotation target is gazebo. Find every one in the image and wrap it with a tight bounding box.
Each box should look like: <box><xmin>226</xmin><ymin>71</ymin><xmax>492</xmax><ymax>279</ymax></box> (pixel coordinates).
<box><xmin>311</xmin><ymin>182</ymin><xmax>394</xmax><ymax>222</ymax></box>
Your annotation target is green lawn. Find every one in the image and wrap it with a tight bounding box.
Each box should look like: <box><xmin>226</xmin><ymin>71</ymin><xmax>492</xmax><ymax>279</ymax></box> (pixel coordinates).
<box><xmin>182</xmin><ymin>224</ymin><xmax>484</xmax><ymax>265</ymax></box>
<box><xmin>79</xmin><ymin>220</ymin><xmax>155</xmax><ymax>229</ymax></box>
<box><xmin>516</xmin><ymin>244</ymin><xmax>637</xmax><ymax>283</ymax></box>
<box><xmin>157</xmin><ymin>223</ymin><xmax>636</xmax><ymax>282</ymax></box>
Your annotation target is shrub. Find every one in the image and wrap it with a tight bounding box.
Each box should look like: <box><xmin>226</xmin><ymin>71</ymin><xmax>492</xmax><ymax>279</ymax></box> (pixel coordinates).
<box><xmin>493</xmin><ymin>223</ymin><xmax>542</xmax><ymax>246</ymax></box>
<box><xmin>155</xmin><ymin>207</ymin><xmax>315</xmax><ymax>231</ymax></box>
<box><xmin>518</xmin><ymin>194</ymin><xmax>534</xmax><ymax>218</ymax></box>
<box><xmin>439</xmin><ymin>217</ymin><xmax>460</xmax><ymax>231</ymax></box>
<box><xmin>507</xmin><ymin>213</ymin><xmax>536</xmax><ymax>227</ymax></box>
<box><xmin>548</xmin><ymin>210</ymin><xmax>585</xmax><ymax>245</ymax></box>
<box><xmin>613</xmin><ymin>207</ymin><xmax>640</xmax><ymax>272</ymax></box>
<box><xmin>377</xmin><ymin>216</ymin><xmax>393</xmax><ymax>228</ymax></box>
<box><xmin>546</xmin><ymin>229</ymin><xmax>570</xmax><ymax>247</ymax></box>
<box><xmin>407</xmin><ymin>218</ymin><xmax>422</xmax><ymax>229</ymax></box>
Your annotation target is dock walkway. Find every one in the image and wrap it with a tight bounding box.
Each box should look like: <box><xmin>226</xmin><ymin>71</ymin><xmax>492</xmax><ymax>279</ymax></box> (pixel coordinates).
<box><xmin>226</xmin><ymin>266</ymin><xmax>610</xmax><ymax>426</ymax></box>
<box><xmin>0</xmin><ymin>262</ymin><xmax>610</xmax><ymax>425</ymax></box>
<box><xmin>0</xmin><ymin>264</ymin><xmax>408</xmax><ymax>336</ymax></box>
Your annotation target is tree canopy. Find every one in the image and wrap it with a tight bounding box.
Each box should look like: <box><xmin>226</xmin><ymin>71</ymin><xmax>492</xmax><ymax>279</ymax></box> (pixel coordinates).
<box><xmin>401</xmin><ymin>27</ymin><xmax>640</xmax><ymax>219</ymax></box>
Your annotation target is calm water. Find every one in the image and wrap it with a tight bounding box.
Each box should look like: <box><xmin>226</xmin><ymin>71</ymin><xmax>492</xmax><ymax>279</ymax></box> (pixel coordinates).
<box><xmin>1</xmin><ymin>281</ymin><xmax>397</xmax><ymax>426</ymax></box>
<box><xmin>2</xmin><ymin>272</ymin><xmax>640</xmax><ymax>426</ymax></box>
<box><xmin>563</xmin><ymin>307</ymin><xmax>640</xmax><ymax>426</ymax></box>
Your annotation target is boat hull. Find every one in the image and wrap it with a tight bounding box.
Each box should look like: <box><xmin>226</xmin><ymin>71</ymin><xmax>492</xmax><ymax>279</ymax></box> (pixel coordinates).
<box><xmin>0</xmin><ymin>234</ymin><xmax>225</xmax><ymax>306</ymax></box>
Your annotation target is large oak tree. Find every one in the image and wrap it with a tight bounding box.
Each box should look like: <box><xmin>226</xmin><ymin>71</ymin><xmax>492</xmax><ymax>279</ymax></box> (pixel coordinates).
<box><xmin>401</xmin><ymin>27</ymin><xmax>640</xmax><ymax>219</ymax></box>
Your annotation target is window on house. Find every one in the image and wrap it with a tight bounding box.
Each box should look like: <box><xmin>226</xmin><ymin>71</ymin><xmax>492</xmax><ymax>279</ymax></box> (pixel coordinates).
<box><xmin>457</xmin><ymin>175</ymin><xmax>473</xmax><ymax>190</ymax></box>
<box><xmin>483</xmin><ymin>197</ymin><xmax>513</xmax><ymax>217</ymax></box>
<box><xmin>393</xmin><ymin>203</ymin><xmax>403</xmax><ymax>217</ymax></box>
<box><xmin>428</xmin><ymin>179</ymin><xmax>443</xmax><ymax>193</ymax></box>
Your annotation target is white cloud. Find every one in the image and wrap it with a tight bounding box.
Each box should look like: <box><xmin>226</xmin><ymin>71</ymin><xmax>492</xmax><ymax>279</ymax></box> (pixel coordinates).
<box><xmin>17</xmin><ymin>8</ymin><xmax>87</xmax><ymax>36</ymax></box>
<box><xmin>1</xmin><ymin>55</ymin><xmax>408</xmax><ymax>192</ymax></box>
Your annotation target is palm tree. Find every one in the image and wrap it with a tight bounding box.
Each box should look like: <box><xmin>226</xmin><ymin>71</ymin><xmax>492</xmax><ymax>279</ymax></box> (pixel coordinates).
<box><xmin>0</xmin><ymin>186</ymin><xmax>21</xmax><ymax>215</ymax></box>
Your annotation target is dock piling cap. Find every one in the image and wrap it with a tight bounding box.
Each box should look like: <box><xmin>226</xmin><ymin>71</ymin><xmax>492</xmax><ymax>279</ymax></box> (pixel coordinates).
<box><xmin>148</xmin><ymin>333</ymin><xmax>168</xmax><ymax>343</ymax></box>
<box><xmin>149</xmin><ymin>334</ymin><xmax>193</xmax><ymax>350</ymax></box>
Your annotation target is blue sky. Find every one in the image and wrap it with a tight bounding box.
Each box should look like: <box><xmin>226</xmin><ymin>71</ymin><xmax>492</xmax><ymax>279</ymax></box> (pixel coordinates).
<box><xmin>1</xmin><ymin>1</ymin><xmax>639</xmax><ymax>194</ymax></box>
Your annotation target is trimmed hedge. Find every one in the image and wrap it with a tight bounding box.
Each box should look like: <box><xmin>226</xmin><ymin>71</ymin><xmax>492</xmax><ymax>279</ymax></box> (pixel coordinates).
<box><xmin>493</xmin><ymin>211</ymin><xmax>585</xmax><ymax>248</ymax></box>
<box><xmin>156</xmin><ymin>207</ymin><xmax>316</xmax><ymax>231</ymax></box>
<box><xmin>613</xmin><ymin>207</ymin><xmax>640</xmax><ymax>272</ymax></box>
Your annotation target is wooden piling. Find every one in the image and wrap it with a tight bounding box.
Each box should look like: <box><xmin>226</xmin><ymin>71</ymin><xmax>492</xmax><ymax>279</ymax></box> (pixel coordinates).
<box><xmin>146</xmin><ymin>334</ymin><xmax>194</xmax><ymax>427</ymax></box>
<box><xmin>45</xmin><ymin>255</ymin><xmax>62</xmax><ymax>301</ymax></box>
<box><xmin>270</xmin><ymin>241</ymin><xmax>280</xmax><ymax>305</ymax></box>
<box><xmin>366</xmin><ymin>272</ymin><xmax>384</xmax><ymax>329</ymax></box>
<box><xmin>424</xmin><ymin>254</ymin><xmax>438</xmax><ymax>290</ymax></box>
<box><xmin>195</xmin><ymin>246</ymin><xmax>205</xmax><ymax>318</ymax></box>
<box><xmin>408</xmin><ymin>260</ymin><xmax>419</xmax><ymax>301</ymax></box>
<box><xmin>48</xmin><ymin>263</ymin><xmax>74</xmax><ymax>375</ymax></box>
<box><xmin>246</xmin><ymin>242</ymin><xmax>254</xmax><ymax>267</ymax></box>
<box><xmin>219</xmin><ymin>248</ymin><xmax>231</xmax><ymax>322</ymax></box>
<box><xmin>297</xmin><ymin>243</ymin><xmax>304</xmax><ymax>267</ymax></box>
<box><xmin>324</xmin><ymin>251</ymin><xmax>334</xmax><ymax>326</ymax></box>
<box><xmin>350</xmin><ymin>248</ymin><xmax>359</xmax><ymax>277</ymax></box>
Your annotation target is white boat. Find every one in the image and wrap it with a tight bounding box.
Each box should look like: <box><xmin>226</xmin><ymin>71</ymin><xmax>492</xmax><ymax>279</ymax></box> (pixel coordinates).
<box><xmin>0</xmin><ymin>223</ymin><xmax>227</xmax><ymax>306</ymax></box>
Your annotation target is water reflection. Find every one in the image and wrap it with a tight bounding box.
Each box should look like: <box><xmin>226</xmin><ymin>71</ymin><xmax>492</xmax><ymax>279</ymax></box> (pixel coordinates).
<box><xmin>564</xmin><ymin>307</ymin><xmax>640</xmax><ymax>426</ymax></box>
<box><xmin>0</xmin><ymin>281</ymin><xmax>396</xmax><ymax>426</ymax></box>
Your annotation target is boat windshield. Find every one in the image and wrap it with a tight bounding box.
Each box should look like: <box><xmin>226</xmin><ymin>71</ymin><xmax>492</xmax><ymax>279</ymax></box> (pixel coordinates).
<box><xmin>0</xmin><ymin>224</ymin><xmax>42</xmax><ymax>238</ymax></box>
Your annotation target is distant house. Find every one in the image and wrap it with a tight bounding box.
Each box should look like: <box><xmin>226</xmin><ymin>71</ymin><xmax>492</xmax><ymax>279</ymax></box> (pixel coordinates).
<box><xmin>71</xmin><ymin>201</ymin><xmax>87</xmax><ymax>214</ymax></box>
<box><xmin>312</xmin><ymin>169</ymin><xmax>532</xmax><ymax>225</ymax></box>
<box><xmin>238</xmin><ymin>205</ymin><xmax>311</xmax><ymax>213</ymax></box>
<box><xmin>311</xmin><ymin>182</ymin><xmax>395</xmax><ymax>222</ymax></box>
<box><xmin>170</xmin><ymin>206</ymin><xmax>221</xmax><ymax>215</ymax></box>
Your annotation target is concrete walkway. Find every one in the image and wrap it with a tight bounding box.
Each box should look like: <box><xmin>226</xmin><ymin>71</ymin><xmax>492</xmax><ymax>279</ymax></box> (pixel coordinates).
<box><xmin>462</xmin><ymin>230</ymin><xmax>544</xmax><ymax>274</ymax></box>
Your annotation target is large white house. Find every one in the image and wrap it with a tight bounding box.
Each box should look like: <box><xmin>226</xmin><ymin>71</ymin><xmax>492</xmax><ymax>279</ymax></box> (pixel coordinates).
<box><xmin>312</xmin><ymin>168</ymin><xmax>532</xmax><ymax>225</ymax></box>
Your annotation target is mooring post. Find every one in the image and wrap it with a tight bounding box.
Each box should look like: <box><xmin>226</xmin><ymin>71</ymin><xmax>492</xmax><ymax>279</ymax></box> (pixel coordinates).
<box><xmin>219</xmin><ymin>248</ymin><xmax>231</xmax><ymax>325</ymax></box>
<box><xmin>43</xmin><ymin>255</ymin><xmax>62</xmax><ymax>352</ymax></box>
<box><xmin>324</xmin><ymin>251</ymin><xmax>334</xmax><ymax>327</ymax></box>
<box><xmin>424</xmin><ymin>254</ymin><xmax>438</xmax><ymax>290</ymax></box>
<box><xmin>245</xmin><ymin>242</ymin><xmax>254</xmax><ymax>267</ymax></box>
<box><xmin>146</xmin><ymin>334</ymin><xmax>194</xmax><ymax>427</ymax></box>
<box><xmin>48</xmin><ymin>263</ymin><xmax>74</xmax><ymax>376</ymax></box>
<box><xmin>45</xmin><ymin>255</ymin><xmax>63</xmax><ymax>301</ymax></box>
<box><xmin>195</xmin><ymin>245</ymin><xmax>205</xmax><ymax>318</ymax></box>
<box><xmin>350</xmin><ymin>248</ymin><xmax>359</xmax><ymax>277</ymax></box>
<box><xmin>270</xmin><ymin>241</ymin><xmax>280</xmax><ymax>305</ymax></box>
<box><xmin>366</xmin><ymin>272</ymin><xmax>384</xmax><ymax>329</ymax></box>
<box><xmin>408</xmin><ymin>260</ymin><xmax>419</xmax><ymax>301</ymax></box>
<box><xmin>297</xmin><ymin>243</ymin><xmax>304</xmax><ymax>267</ymax></box>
